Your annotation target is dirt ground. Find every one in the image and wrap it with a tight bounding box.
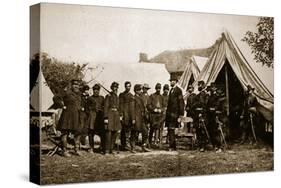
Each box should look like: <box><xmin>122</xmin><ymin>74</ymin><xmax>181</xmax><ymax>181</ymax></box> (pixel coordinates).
<box><xmin>40</xmin><ymin>141</ymin><xmax>273</xmax><ymax>185</ymax></box>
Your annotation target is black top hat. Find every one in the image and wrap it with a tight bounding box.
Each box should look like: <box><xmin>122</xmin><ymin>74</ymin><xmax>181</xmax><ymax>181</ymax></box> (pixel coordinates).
<box><xmin>169</xmin><ymin>74</ymin><xmax>178</xmax><ymax>81</ymax></box>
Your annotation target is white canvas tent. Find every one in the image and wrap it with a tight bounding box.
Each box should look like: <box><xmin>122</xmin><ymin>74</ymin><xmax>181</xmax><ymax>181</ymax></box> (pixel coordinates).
<box><xmin>192</xmin><ymin>31</ymin><xmax>273</xmax><ymax>122</ymax></box>
<box><xmin>178</xmin><ymin>56</ymin><xmax>208</xmax><ymax>91</ymax></box>
<box><xmin>83</xmin><ymin>63</ymin><xmax>170</xmax><ymax>95</ymax></box>
<box><xmin>30</xmin><ymin>70</ymin><xmax>54</xmax><ymax>112</ymax></box>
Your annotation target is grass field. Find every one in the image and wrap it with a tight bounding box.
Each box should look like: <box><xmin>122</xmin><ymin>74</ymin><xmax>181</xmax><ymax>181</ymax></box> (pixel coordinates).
<box><xmin>40</xmin><ymin>142</ymin><xmax>273</xmax><ymax>185</ymax></box>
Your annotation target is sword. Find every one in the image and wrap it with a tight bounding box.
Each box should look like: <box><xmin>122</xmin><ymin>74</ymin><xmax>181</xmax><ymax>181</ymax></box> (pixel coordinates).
<box><xmin>250</xmin><ymin>113</ymin><xmax>257</xmax><ymax>143</ymax></box>
<box><xmin>216</xmin><ymin>116</ymin><xmax>227</xmax><ymax>148</ymax></box>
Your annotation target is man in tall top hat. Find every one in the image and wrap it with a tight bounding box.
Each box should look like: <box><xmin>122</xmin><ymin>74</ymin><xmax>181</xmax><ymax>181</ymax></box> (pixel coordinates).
<box><xmin>104</xmin><ymin>82</ymin><xmax>122</xmax><ymax>155</ymax></box>
<box><xmin>87</xmin><ymin>84</ymin><xmax>105</xmax><ymax>154</ymax></box>
<box><xmin>165</xmin><ymin>74</ymin><xmax>185</xmax><ymax>151</ymax></box>
<box><xmin>119</xmin><ymin>81</ymin><xmax>135</xmax><ymax>151</ymax></box>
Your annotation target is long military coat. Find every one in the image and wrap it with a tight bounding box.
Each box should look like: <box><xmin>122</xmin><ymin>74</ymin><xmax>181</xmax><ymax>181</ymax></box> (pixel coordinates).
<box><xmin>57</xmin><ymin>89</ymin><xmax>83</xmax><ymax>132</ymax></box>
<box><xmin>132</xmin><ymin>94</ymin><xmax>146</xmax><ymax>131</ymax></box>
<box><xmin>165</xmin><ymin>86</ymin><xmax>184</xmax><ymax>128</ymax></box>
<box><xmin>119</xmin><ymin>91</ymin><xmax>134</xmax><ymax>127</ymax></box>
<box><xmin>104</xmin><ymin>92</ymin><xmax>122</xmax><ymax>131</ymax></box>
<box><xmin>148</xmin><ymin>92</ymin><xmax>165</xmax><ymax>128</ymax></box>
<box><xmin>87</xmin><ymin>95</ymin><xmax>105</xmax><ymax>132</ymax></box>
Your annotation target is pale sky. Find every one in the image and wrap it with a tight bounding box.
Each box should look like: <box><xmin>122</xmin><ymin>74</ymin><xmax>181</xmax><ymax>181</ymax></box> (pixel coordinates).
<box><xmin>35</xmin><ymin>3</ymin><xmax>273</xmax><ymax>92</ymax></box>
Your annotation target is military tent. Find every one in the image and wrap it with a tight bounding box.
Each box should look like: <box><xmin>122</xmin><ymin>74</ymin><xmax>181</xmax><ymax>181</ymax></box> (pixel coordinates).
<box><xmin>30</xmin><ymin>70</ymin><xmax>54</xmax><ymax>112</ymax></box>
<box><xmin>192</xmin><ymin>31</ymin><xmax>273</xmax><ymax>123</ymax></box>
<box><xmin>178</xmin><ymin>56</ymin><xmax>208</xmax><ymax>91</ymax></box>
<box><xmin>83</xmin><ymin>62</ymin><xmax>170</xmax><ymax>95</ymax></box>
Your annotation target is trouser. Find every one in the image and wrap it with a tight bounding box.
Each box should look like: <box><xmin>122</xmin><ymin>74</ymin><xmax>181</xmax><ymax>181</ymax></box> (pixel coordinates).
<box><xmin>61</xmin><ymin>130</ymin><xmax>81</xmax><ymax>152</ymax></box>
<box><xmin>105</xmin><ymin>130</ymin><xmax>118</xmax><ymax>153</ymax></box>
<box><xmin>168</xmin><ymin>128</ymin><xmax>176</xmax><ymax>149</ymax></box>
<box><xmin>196</xmin><ymin>127</ymin><xmax>208</xmax><ymax>149</ymax></box>
<box><xmin>88</xmin><ymin>129</ymin><xmax>106</xmax><ymax>153</ymax></box>
<box><xmin>121</xmin><ymin>125</ymin><xmax>131</xmax><ymax>149</ymax></box>
<box><xmin>130</xmin><ymin>125</ymin><xmax>149</xmax><ymax>150</ymax></box>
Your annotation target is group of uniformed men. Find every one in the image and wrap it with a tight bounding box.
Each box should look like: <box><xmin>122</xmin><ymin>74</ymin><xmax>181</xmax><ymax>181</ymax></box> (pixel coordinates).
<box><xmin>55</xmin><ymin>75</ymin><xmax>258</xmax><ymax>157</ymax></box>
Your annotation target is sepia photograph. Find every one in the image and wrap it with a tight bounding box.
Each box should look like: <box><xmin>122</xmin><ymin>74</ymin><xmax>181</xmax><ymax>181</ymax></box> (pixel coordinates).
<box><xmin>29</xmin><ymin>3</ymin><xmax>274</xmax><ymax>185</ymax></box>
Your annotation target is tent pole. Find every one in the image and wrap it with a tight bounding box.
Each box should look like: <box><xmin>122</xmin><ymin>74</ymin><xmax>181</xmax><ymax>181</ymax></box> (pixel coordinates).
<box><xmin>225</xmin><ymin>65</ymin><xmax>230</xmax><ymax>116</ymax></box>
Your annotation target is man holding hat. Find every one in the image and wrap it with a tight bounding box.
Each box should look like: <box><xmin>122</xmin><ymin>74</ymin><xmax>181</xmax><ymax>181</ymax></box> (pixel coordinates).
<box><xmin>87</xmin><ymin>84</ymin><xmax>105</xmax><ymax>154</ymax></box>
<box><xmin>147</xmin><ymin>83</ymin><xmax>165</xmax><ymax>148</ymax></box>
<box><xmin>165</xmin><ymin>74</ymin><xmax>184</xmax><ymax>151</ymax></box>
<box><xmin>57</xmin><ymin>79</ymin><xmax>84</xmax><ymax>157</ymax></box>
<box><xmin>104</xmin><ymin>82</ymin><xmax>122</xmax><ymax>154</ymax></box>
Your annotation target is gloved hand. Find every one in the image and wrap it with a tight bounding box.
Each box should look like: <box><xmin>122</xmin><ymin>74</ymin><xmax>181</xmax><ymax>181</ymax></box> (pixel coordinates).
<box><xmin>104</xmin><ymin>119</ymin><xmax>108</xmax><ymax>124</ymax></box>
<box><xmin>63</xmin><ymin>106</ymin><xmax>67</xmax><ymax>110</ymax></box>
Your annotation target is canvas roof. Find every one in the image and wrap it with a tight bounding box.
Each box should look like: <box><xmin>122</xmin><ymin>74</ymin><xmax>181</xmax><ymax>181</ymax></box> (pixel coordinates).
<box><xmin>83</xmin><ymin>62</ymin><xmax>170</xmax><ymax>95</ymax></box>
<box><xmin>178</xmin><ymin>56</ymin><xmax>208</xmax><ymax>91</ymax></box>
<box><xmin>192</xmin><ymin>31</ymin><xmax>273</xmax><ymax>121</ymax></box>
<box><xmin>30</xmin><ymin>70</ymin><xmax>55</xmax><ymax>112</ymax></box>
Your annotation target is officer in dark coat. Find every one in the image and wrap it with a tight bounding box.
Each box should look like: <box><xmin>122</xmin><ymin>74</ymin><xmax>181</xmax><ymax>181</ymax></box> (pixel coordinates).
<box><xmin>57</xmin><ymin>79</ymin><xmax>83</xmax><ymax>157</ymax></box>
<box><xmin>147</xmin><ymin>83</ymin><xmax>165</xmax><ymax>147</ymax></box>
<box><xmin>240</xmin><ymin>85</ymin><xmax>258</xmax><ymax>144</ymax></box>
<box><xmin>79</xmin><ymin>85</ymin><xmax>90</xmax><ymax>146</ymax></box>
<box><xmin>104</xmin><ymin>82</ymin><xmax>122</xmax><ymax>154</ymax></box>
<box><xmin>165</xmin><ymin>75</ymin><xmax>185</xmax><ymax>151</ymax></box>
<box><xmin>119</xmin><ymin>81</ymin><xmax>135</xmax><ymax>151</ymax></box>
<box><xmin>206</xmin><ymin>83</ymin><xmax>222</xmax><ymax>151</ymax></box>
<box><xmin>87</xmin><ymin>84</ymin><xmax>105</xmax><ymax>153</ymax></box>
<box><xmin>162</xmin><ymin>84</ymin><xmax>169</xmax><ymax>145</ymax></box>
<box><xmin>130</xmin><ymin>84</ymin><xmax>150</xmax><ymax>153</ymax></box>
<box><xmin>185</xmin><ymin>85</ymin><xmax>197</xmax><ymax>119</ymax></box>
<box><xmin>194</xmin><ymin>80</ymin><xmax>209</xmax><ymax>152</ymax></box>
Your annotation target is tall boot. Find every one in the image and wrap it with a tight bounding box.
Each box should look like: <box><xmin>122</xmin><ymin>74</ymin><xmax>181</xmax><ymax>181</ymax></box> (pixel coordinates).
<box><xmin>105</xmin><ymin>131</ymin><xmax>111</xmax><ymax>155</ymax></box>
<box><xmin>74</xmin><ymin>135</ymin><xmax>82</xmax><ymax>156</ymax></box>
<box><xmin>88</xmin><ymin>132</ymin><xmax>94</xmax><ymax>153</ymax></box>
<box><xmin>61</xmin><ymin>134</ymin><xmax>70</xmax><ymax>157</ymax></box>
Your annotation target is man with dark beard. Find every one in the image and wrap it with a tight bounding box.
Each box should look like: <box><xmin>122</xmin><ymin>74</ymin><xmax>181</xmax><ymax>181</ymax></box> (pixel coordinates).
<box><xmin>165</xmin><ymin>75</ymin><xmax>184</xmax><ymax>151</ymax></box>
